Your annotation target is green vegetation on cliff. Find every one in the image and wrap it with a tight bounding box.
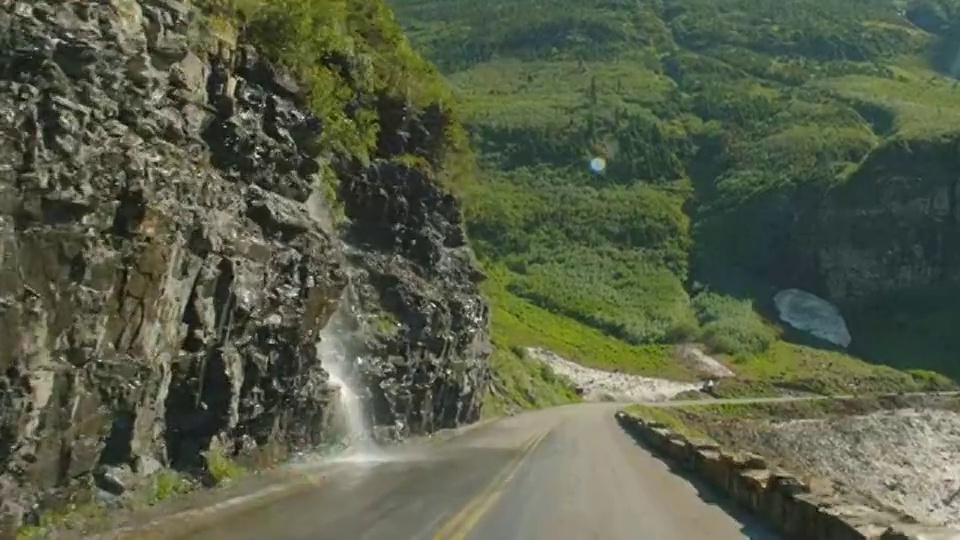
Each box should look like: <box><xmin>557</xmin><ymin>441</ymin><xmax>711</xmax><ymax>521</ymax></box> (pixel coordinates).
<box><xmin>193</xmin><ymin>0</ymin><xmax>579</xmax><ymax>414</ymax></box>
<box><xmin>390</xmin><ymin>0</ymin><xmax>960</xmax><ymax>392</ymax></box>
<box><xmin>195</xmin><ymin>0</ymin><xmax>472</xmax><ymax>170</ymax></box>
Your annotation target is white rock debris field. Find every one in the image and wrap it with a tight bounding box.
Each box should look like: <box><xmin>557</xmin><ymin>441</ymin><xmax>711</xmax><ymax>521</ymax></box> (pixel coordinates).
<box><xmin>525</xmin><ymin>348</ymin><xmax>704</xmax><ymax>402</ymax></box>
<box><xmin>744</xmin><ymin>408</ymin><xmax>960</xmax><ymax>529</ymax></box>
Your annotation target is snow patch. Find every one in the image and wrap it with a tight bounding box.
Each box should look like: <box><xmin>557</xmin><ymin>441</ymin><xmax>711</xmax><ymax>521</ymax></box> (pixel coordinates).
<box><xmin>774</xmin><ymin>289</ymin><xmax>852</xmax><ymax>348</ymax></box>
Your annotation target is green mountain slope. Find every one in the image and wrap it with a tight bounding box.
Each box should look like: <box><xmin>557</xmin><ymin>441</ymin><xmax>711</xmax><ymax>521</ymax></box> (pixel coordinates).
<box><xmin>389</xmin><ymin>0</ymin><xmax>960</xmax><ymax>395</ymax></box>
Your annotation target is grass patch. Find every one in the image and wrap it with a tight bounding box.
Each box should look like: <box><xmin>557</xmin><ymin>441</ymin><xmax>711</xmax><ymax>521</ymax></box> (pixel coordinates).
<box><xmin>369</xmin><ymin>309</ymin><xmax>401</xmax><ymax>335</ymax></box>
<box><xmin>15</xmin><ymin>504</ymin><xmax>107</xmax><ymax>540</ymax></box>
<box><xmin>464</xmin><ymin>166</ymin><xmax>697</xmax><ymax>347</ymax></box>
<box><xmin>483</xmin><ymin>268</ymin><xmax>696</xmax><ymax>379</ymax></box>
<box><xmin>448</xmin><ymin>59</ymin><xmax>674</xmax><ymax>129</ymax></box>
<box><xmin>14</xmin><ymin>470</ymin><xmax>199</xmax><ymax>538</ymax></box>
<box><xmin>624</xmin><ymin>404</ymin><xmax>713</xmax><ymax>441</ymax></box>
<box><xmin>709</xmin><ymin>341</ymin><xmax>956</xmax><ymax>397</ymax></box>
<box><xmin>205</xmin><ymin>446</ymin><xmax>247</xmax><ymax>485</ymax></box>
<box><xmin>481</xmin><ymin>346</ymin><xmax>581</xmax><ymax>417</ymax></box>
<box><xmin>691</xmin><ymin>291</ymin><xmax>777</xmax><ymax>355</ymax></box>
<box><xmin>148</xmin><ymin>471</ymin><xmax>195</xmax><ymax>504</ymax></box>
<box><xmin>626</xmin><ymin>394</ymin><xmax>960</xmax><ymax>445</ymax></box>
<box><xmin>819</xmin><ymin>73</ymin><xmax>960</xmax><ymax>139</ymax></box>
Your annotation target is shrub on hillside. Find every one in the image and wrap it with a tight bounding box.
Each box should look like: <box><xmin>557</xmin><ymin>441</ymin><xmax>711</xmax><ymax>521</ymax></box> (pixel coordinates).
<box><xmin>693</xmin><ymin>291</ymin><xmax>776</xmax><ymax>355</ymax></box>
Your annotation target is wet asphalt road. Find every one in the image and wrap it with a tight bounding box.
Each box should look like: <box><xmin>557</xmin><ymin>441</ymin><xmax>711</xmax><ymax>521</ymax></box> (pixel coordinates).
<box><xmin>173</xmin><ymin>403</ymin><xmax>779</xmax><ymax>540</ymax></box>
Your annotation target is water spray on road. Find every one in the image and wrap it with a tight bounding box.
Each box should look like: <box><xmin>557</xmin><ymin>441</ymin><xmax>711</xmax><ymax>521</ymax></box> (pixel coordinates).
<box><xmin>306</xmin><ymin>290</ymin><xmax>446</xmax><ymax>472</ymax></box>
<box><xmin>314</xmin><ymin>289</ymin><xmax>394</xmax><ymax>466</ymax></box>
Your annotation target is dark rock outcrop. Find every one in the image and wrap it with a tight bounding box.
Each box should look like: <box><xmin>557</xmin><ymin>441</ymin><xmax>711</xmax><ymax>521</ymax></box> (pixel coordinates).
<box><xmin>740</xmin><ymin>134</ymin><xmax>960</xmax><ymax>308</ymax></box>
<box><xmin>339</xmin><ymin>159</ymin><xmax>490</xmax><ymax>437</ymax></box>
<box><xmin>809</xmin><ymin>138</ymin><xmax>960</xmax><ymax>301</ymax></box>
<box><xmin>0</xmin><ymin>0</ymin><xmax>489</xmax><ymax>528</ymax></box>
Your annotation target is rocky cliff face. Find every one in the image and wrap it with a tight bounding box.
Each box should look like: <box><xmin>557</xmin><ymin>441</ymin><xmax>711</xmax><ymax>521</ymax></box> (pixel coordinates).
<box><xmin>0</xmin><ymin>0</ymin><xmax>489</xmax><ymax>525</ymax></box>
<box><xmin>810</xmin><ymin>137</ymin><xmax>960</xmax><ymax>302</ymax></box>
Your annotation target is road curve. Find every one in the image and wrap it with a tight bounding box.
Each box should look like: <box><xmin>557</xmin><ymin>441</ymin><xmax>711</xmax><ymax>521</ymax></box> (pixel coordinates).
<box><xmin>173</xmin><ymin>403</ymin><xmax>778</xmax><ymax>540</ymax></box>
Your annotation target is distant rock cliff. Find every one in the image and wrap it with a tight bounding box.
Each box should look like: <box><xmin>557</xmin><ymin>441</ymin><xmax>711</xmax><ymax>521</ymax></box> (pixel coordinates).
<box><xmin>737</xmin><ymin>133</ymin><xmax>960</xmax><ymax>308</ymax></box>
<box><xmin>788</xmin><ymin>137</ymin><xmax>960</xmax><ymax>303</ymax></box>
<box><xmin>0</xmin><ymin>0</ymin><xmax>489</xmax><ymax>526</ymax></box>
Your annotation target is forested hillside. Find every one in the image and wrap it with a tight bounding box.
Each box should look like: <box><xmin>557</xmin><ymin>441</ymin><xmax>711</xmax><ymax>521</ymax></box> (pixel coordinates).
<box><xmin>390</xmin><ymin>0</ymin><xmax>960</xmax><ymax>400</ymax></box>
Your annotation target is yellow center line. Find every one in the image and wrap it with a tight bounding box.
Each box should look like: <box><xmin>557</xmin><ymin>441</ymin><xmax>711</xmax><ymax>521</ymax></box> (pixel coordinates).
<box><xmin>447</xmin><ymin>486</ymin><xmax>508</xmax><ymax>540</ymax></box>
<box><xmin>430</xmin><ymin>430</ymin><xmax>550</xmax><ymax>540</ymax></box>
<box><xmin>428</xmin><ymin>435</ymin><xmax>536</xmax><ymax>540</ymax></box>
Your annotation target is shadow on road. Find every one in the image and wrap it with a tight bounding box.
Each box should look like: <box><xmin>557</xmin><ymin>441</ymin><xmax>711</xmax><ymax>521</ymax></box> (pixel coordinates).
<box><xmin>615</xmin><ymin>420</ymin><xmax>782</xmax><ymax>540</ymax></box>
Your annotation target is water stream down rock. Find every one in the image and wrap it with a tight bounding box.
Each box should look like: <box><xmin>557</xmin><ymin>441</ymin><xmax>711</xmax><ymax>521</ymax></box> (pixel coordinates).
<box><xmin>0</xmin><ymin>0</ymin><xmax>490</xmax><ymax>528</ymax></box>
<box><xmin>315</xmin><ymin>286</ymin><xmax>382</xmax><ymax>460</ymax></box>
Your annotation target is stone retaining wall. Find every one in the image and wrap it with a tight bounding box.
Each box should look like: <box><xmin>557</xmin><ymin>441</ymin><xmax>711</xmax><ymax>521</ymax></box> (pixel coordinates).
<box><xmin>614</xmin><ymin>411</ymin><xmax>960</xmax><ymax>540</ymax></box>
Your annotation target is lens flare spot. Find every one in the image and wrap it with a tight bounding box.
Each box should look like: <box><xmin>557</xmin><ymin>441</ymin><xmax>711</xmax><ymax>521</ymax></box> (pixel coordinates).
<box><xmin>589</xmin><ymin>157</ymin><xmax>606</xmax><ymax>174</ymax></box>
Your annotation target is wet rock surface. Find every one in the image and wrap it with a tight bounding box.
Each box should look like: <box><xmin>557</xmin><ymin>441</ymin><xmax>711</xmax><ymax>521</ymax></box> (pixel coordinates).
<box><xmin>0</xmin><ymin>0</ymin><xmax>489</xmax><ymax>528</ymax></box>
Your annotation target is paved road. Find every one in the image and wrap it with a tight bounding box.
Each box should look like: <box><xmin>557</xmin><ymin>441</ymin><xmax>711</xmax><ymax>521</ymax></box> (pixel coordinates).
<box><xmin>174</xmin><ymin>403</ymin><xmax>778</xmax><ymax>540</ymax></box>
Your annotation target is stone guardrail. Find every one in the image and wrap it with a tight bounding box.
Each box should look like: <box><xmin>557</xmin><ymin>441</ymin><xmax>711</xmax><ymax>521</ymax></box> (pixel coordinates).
<box><xmin>614</xmin><ymin>411</ymin><xmax>960</xmax><ymax>540</ymax></box>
